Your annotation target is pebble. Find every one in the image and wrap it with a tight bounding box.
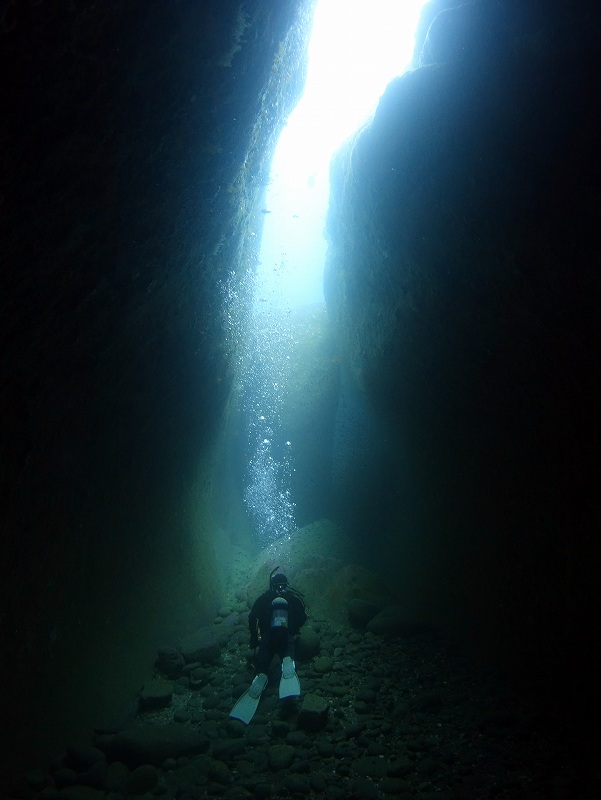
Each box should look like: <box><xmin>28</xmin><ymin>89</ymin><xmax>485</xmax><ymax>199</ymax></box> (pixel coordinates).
<box><xmin>268</xmin><ymin>744</ymin><xmax>295</xmax><ymax>770</ymax></box>
<box><xmin>24</xmin><ymin>597</ymin><xmax>591</xmax><ymax>800</ymax></box>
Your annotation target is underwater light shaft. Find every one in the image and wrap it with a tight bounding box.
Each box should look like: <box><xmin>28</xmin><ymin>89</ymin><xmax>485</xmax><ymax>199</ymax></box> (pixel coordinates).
<box><xmin>244</xmin><ymin>436</ymin><xmax>296</xmax><ymax>544</ymax></box>
<box><xmin>233</xmin><ymin>0</ymin><xmax>428</xmax><ymax>544</ymax></box>
<box><xmin>256</xmin><ymin>0</ymin><xmax>428</xmax><ymax>311</ymax></box>
<box><xmin>240</xmin><ymin>284</ymin><xmax>298</xmax><ymax>544</ymax></box>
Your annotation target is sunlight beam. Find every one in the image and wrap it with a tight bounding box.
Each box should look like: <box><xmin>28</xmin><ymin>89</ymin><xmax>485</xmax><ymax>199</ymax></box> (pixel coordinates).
<box><xmin>256</xmin><ymin>0</ymin><xmax>428</xmax><ymax>311</ymax></box>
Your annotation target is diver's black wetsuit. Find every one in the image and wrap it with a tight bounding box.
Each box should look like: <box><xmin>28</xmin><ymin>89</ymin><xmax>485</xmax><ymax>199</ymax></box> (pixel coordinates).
<box><xmin>248</xmin><ymin>588</ymin><xmax>307</xmax><ymax>674</ymax></box>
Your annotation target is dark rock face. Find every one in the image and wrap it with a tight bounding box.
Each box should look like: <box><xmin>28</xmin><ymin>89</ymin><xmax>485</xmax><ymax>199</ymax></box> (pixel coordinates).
<box><xmin>325</xmin><ymin>2</ymin><xmax>601</xmax><ymax>719</ymax></box>
<box><xmin>0</xmin><ymin>0</ymin><xmax>313</xmax><ymax>788</ymax></box>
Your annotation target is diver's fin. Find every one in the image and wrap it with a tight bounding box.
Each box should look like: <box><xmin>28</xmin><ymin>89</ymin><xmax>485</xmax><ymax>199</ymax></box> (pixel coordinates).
<box><xmin>229</xmin><ymin>673</ymin><xmax>268</xmax><ymax>724</ymax></box>
<box><xmin>279</xmin><ymin>656</ymin><xmax>301</xmax><ymax>699</ymax></box>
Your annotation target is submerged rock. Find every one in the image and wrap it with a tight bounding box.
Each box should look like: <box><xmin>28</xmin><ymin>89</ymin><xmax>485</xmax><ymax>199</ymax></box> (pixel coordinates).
<box><xmin>348</xmin><ymin>598</ymin><xmax>381</xmax><ymax>628</ymax></box>
<box><xmin>104</xmin><ymin>761</ymin><xmax>129</xmax><ymax>792</ymax></box>
<box><xmin>20</xmin><ymin>614</ymin><xmax>589</xmax><ymax>800</ymax></box>
<box><xmin>323</xmin><ymin>564</ymin><xmax>395</xmax><ymax>624</ymax></box>
<box><xmin>366</xmin><ymin>607</ymin><xmax>431</xmax><ymax>638</ymax></box>
<box><xmin>296</xmin><ymin>626</ymin><xmax>320</xmax><ymax>661</ymax></box>
<box><xmin>156</xmin><ymin>647</ymin><xmax>185</xmax><ymax>678</ymax></box>
<box><xmin>79</xmin><ymin>760</ymin><xmax>107</xmax><ymax>790</ymax></box>
<box><xmin>138</xmin><ymin>680</ymin><xmax>173</xmax><ymax>712</ymax></box>
<box><xmin>95</xmin><ymin>723</ymin><xmax>210</xmax><ymax>766</ymax></box>
<box><xmin>178</xmin><ymin>627</ymin><xmax>221</xmax><ymax>664</ymax></box>
<box><xmin>93</xmin><ymin>698</ymin><xmax>139</xmax><ymax>735</ymax></box>
<box><xmin>57</xmin><ymin>787</ymin><xmax>106</xmax><ymax>800</ymax></box>
<box><xmin>268</xmin><ymin>744</ymin><xmax>295</xmax><ymax>771</ymax></box>
<box><xmin>313</xmin><ymin>656</ymin><xmax>333</xmax><ymax>674</ymax></box>
<box><xmin>25</xmin><ymin>768</ymin><xmax>51</xmax><ymax>791</ymax></box>
<box><xmin>125</xmin><ymin>764</ymin><xmax>160</xmax><ymax>796</ymax></box>
<box><xmin>297</xmin><ymin>693</ymin><xmax>329</xmax><ymax>732</ymax></box>
<box><xmin>53</xmin><ymin>768</ymin><xmax>78</xmax><ymax>789</ymax></box>
<box><xmin>64</xmin><ymin>744</ymin><xmax>106</xmax><ymax>772</ymax></box>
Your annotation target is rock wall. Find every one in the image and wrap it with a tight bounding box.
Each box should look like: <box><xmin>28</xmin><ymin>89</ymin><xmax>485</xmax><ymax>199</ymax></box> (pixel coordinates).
<box><xmin>325</xmin><ymin>0</ymin><xmax>601</xmax><ymax>719</ymax></box>
<box><xmin>0</xmin><ymin>0</ymin><xmax>313</xmax><ymax>787</ymax></box>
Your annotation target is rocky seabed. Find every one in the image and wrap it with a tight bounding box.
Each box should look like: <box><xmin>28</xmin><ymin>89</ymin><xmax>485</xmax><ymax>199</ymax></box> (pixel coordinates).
<box><xmin>10</xmin><ymin>601</ymin><xmax>597</xmax><ymax>800</ymax></box>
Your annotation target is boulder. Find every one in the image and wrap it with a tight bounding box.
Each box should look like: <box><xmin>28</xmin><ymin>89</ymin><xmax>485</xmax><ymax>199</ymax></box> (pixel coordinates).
<box><xmin>25</xmin><ymin>768</ymin><xmax>51</xmax><ymax>791</ymax></box>
<box><xmin>366</xmin><ymin>606</ymin><xmax>431</xmax><ymax>638</ymax></box>
<box><xmin>212</xmin><ymin>738</ymin><xmax>246</xmax><ymax>761</ymax></box>
<box><xmin>348</xmin><ymin>598</ymin><xmax>381</xmax><ymax>628</ymax></box>
<box><xmin>125</xmin><ymin>764</ymin><xmax>160</xmax><ymax>796</ymax></box>
<box><xmin>138</xmin><ymin>680</ymin><xmax>173</xmax><ymax>712</ymax></box>
<box><xmin>95</xmin><ymin>723</ymin><xmax>210</xmax><ymax>767</ymax></box>
<box><xmin>326</xmin><ymin>564</ymin><xmax>394</xmax><ymax>616</ymax></box>
<box><xmin>177</xmin><ymin>627</ymin><xmax>221</xmax><ymax>663</ymax></box>
<box><xmin>65</xmin><ymin>744</ymin><xmax>106</xmax><ymax>772</ymax></box>
<box><xmin>104</xmin><ymin>761</ymin><xmax>129</xmax><ymax>792</ymax></box>
<box><xmin>208</xmin><ymin>760</ymin><xmax>233</xmax><ymax>785</ymax></box>
<box><xmin>53</xmin><ymin>768</ymin><xmax>78</xmax><ymax>789</ymax></box>
<box><xmin>268</xmin><ymin>744</ymin><xmax>295</xmax><ymax>771</ymax></box>
<box><xmin>354</xmin><ymin>756</ymin><xmax>389</xmax><ymax>779</ymax></box>
<box><xmin>57</xmin><ymin>788</ymin><xmax>106</xmax><ymax>800</ymax></box>
<box><xmin>295</xmin><ymin>626</ymin><xmax>320</xmax><ymax>661</ymax></box>
<box><xmin>79</xmin><ymin>761</ymin><xmax>107</xmax><ymax>790</ymax></box>
<box><xmin>313</xmin><ymin>656</ymin><xmax>333</xmax><ymax>674</ymax></box>
<box><xmin>244</xmin><ymin>520</ymin><xmax>351</xmax><ymax>608</ymax></box>
<box><xmin>297</xmin><ymin>693</ymin><xmax>329</xmax><ymax>732</ymax></box>
<box><xmin>156</xmin><ymin>647</ymin><xmax>185</xmax><ymax>678</ymax></box>
<box><xmin>93</xmin><ymin>698</ymin><xmax>139</xmax><ymax>735</ymax></box>
<box><xmin>212</xmin><ymin>620</ymin><xmax>239</xmax><ymax>648</ymax></box>
<box><xmin>38</xmin><ymin>788</ymin><xmax>60</xmax><ymax>800</ymax></box>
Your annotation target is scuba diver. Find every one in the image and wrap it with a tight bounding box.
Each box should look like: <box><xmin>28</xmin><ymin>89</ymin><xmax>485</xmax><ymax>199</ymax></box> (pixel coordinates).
<box><xmin>229</xmin><ymin>567</ymin><xmax>307</xmax><ymax>724</ymax></box>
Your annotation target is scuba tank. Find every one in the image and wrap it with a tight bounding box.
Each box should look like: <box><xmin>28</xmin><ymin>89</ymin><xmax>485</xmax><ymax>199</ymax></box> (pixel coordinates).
<box><xmin>268</xmin><ymin>566</ymin><xmax>306</xmax><ymax>630</ymax></box>
<box><xmin>269</xmin><ymin>566</ymin><xmax>289</xmax><ymax>629</ymax></box>
<box><xmin>270</xmin><ymin>595</ymin><xmax>289</xmax><ymax>629</ymax></box>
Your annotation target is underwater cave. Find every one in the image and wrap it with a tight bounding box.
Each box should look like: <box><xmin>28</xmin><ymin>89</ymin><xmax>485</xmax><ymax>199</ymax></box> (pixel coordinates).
<box><xmin>2</xmin><ymin>0</ymin><xmax>601</xmax><ymax>797</ymax></box>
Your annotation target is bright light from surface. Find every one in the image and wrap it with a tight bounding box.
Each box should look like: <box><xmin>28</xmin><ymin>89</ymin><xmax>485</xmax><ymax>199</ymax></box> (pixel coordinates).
<box><xmin>299</xmin><ymin>0</ymin><xmax>425</xmax><ymax>167</ymax></box>
<box><xmin>257</xmin><ymin>0</ymin><xmax>428</xmax><ymax>310</ymax></box>
<box><xmin>240</xmin><ymin>0</ymin><xmax>428</xmax><ymax>545</ymax></box>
